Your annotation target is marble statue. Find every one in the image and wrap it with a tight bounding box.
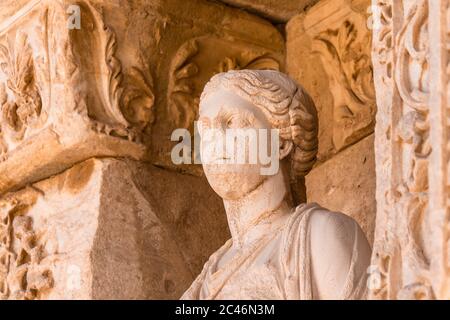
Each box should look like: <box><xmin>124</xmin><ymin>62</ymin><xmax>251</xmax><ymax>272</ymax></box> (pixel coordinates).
<box><xmin>181</xmin><ymin>69</ymin><xmax>371</xmax><ymax>300</ymax></box>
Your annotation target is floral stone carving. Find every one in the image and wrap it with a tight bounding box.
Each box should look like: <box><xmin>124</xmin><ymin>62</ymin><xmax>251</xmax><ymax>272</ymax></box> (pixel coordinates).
<box><xmin>287</xmin><ymin>0</ymin><xmax>376</xmax><ymax>154</ymax></box>
<box><xmin>0</xmin><ymin>192</ymin><xmax>52</xmax><ymax>300</ymax></box>
<box><xmin>0</xmin><ymin>0</ymin><xmax>155</xmax><ymax>195</ymax></box>
<box><xmin>370</xmin><ymin>0</ymin><xmax>450</xmax><ymax>300</ymax></box>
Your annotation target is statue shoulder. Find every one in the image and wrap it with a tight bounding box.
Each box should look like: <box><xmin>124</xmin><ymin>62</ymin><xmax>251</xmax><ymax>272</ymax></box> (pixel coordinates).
<box><xmin>308</xmin><ymin>207</ymin><xmax>360</xmax><ymax>250</ymax></box>
<box><xmin>306</xmin><ymin>205</ymin><xmax>371</xmax><ymax>299</ymax></box>
<box><xmin>290</xmin><ymin>203</ymin><xmax>362</xmax><ymax>241</ymax></box>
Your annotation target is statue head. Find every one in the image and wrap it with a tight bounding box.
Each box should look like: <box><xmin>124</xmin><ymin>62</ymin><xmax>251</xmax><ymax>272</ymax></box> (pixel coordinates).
<box><xmin>198</xmin><ymin>69</ymin><xmax>318</xmax><ymax>201</ymax></box>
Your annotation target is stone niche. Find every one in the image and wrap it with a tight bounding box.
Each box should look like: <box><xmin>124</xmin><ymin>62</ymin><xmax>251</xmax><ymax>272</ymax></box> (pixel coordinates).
<box><xmin>0</xmin><ymin>158</ymin><xmax>229</xmax><ymax>299</ymax></box>
<box><xmin>10</xmin><ymin>0</ymin><xmax>450</xmax><ymax>302</ymax></box>
<box><xmin>286</xmin><ymin>0</ymin><xmax>376</xmax><ymax>244</ymax></box>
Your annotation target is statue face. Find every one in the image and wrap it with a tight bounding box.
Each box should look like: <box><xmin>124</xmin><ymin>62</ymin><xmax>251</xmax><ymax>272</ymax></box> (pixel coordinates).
<box><xmin>198</xmin><ymin>88</ymin><xmax>274</xmax><ymax>200</ymax></box>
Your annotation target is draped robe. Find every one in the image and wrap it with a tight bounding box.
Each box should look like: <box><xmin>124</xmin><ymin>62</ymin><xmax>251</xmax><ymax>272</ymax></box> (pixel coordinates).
<box><xmin>181</xmin><ymin>203</ymin><xmax>371</xmax><ymax>300</ymax></box>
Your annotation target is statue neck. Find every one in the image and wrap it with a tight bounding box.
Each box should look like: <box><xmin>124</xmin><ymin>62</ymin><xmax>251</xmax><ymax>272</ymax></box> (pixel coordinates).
<box><xmin>223</xmin><ymin>171</ymin><xmax>292</xmax><ymax>250</ymax></box>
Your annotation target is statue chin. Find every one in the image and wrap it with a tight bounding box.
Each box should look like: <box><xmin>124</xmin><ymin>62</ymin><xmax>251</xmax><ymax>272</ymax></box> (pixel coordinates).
<box><xmin>203</xmin><ymin>164</ymin><xmax>267</xmax><ymax>201</ymax></box>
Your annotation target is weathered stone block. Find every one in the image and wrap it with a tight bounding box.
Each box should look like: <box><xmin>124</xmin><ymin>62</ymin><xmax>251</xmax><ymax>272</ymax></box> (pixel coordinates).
<box><xmin>217</xmin><ymin>0</ymin><xmax>318</xmax><ymax>22</ymax></box>
<box><xmin>306</xmin><ymin>134</ymin><xmax>375</xmax><ymax>244</ymax></box>
<box><xmin>0</xmin><ymin>158</ymin><xmax>228</xmax><ymax>299</ymax></box>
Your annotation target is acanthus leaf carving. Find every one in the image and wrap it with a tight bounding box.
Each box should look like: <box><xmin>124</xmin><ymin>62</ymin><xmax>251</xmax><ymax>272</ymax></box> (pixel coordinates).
<box><xmin>0</xmin><ymin>33</ymin><xmax>42</xmax><ymax>142</ymax></box>
<box><xmin>168</xmin><ymin>38</ymin><xmax>200</xmax><ymax>130</ymax></box>
<box><xmin>370</xmin><ymin>0</ymin><xmax>442</xmax><ymax>300</ymax></box>
<box><xmin>67</xmin><ymin>1</ymin><xmax>155</xmax><ymax>142</ymax></box>
<box><xmin>0</xmin><ymin>192</ymin><xmax>53</xmax><ymax>300</ymax></box>
<box><xmin>120</xmin><ymin>66</ymin><xmax>155</xmax><ymax>132</ymax></box>
<box><xmin>312</xmin><ymin>14</ymin><xmax>376</xmax><ymax>151</ymax></box>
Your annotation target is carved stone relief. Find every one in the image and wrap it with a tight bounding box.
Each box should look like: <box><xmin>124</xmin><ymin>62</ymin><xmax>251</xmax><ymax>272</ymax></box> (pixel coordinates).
<box><xmin>148</xmin><ymin>1</ymin><xmax>284</xmax><ymax>174</ymax></box>
<box><xmin>0</xmin><ymin>190</ymin><xmax>53</xmax><ymax>300</ymax></box>
<box><xmin>0</xmin><ymin>34</ymin><xmax>42</xmax><ymax>143</ymax></box>
<box><xmin>312</xmin><ymin>18</ymin><xmax>375</xmax><ymax>151</ymax></box>
<box><xmin>370</xmin><ymin>0</ymin><xmax>449</xmax><ymax>299</ymax></box>
<box><xmin>0</xmin><ymin>0</ymin><xmax>160</xmax><ymax>195</ymax></box>
<box><xmin>0</xmin><ymin>0</ymin><xmax>284</xmax><ymax>193</ymax></box>
<box><xmin>1</xmin><ymin>157</ymin><xmax>229</xmax><ymax>300</ymax></box>
<box><xmin>66</xmin><ymin>0</ymin><xmax>155</xmax><ymax>142</ymax></box>
<box><xmin>168</xmin><ymin>36</ymin><xmax>281</xmax><ymax>129</ymax></box>
<box><xmin>286</xmin><ymin>0</ymin><xmax>376</xmax><ymax>247</ymax></box>
<box><xmin>0</xmin><ymin>0</ymin><xmax>281</xmax><ymax>300</ymax></box>
<box><xmin>287</xmin><ymin>0</ymin><xmax>376</xmax><ymax>156</ymax></box>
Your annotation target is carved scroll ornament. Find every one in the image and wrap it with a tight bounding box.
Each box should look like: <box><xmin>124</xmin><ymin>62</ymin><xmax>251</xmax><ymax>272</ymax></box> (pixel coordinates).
<box><xmin>0</xmin><ymin>0</ymin><xmax>155</xmax><ymax>195</ymax></box>
<box><xmin>370</xmin><ymin>0</ymin><xmax>450</xmax><ymax>300</ymax></box>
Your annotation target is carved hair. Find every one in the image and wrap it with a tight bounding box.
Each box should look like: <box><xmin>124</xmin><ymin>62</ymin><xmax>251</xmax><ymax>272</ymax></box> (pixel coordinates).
<box><xmin>200</xmin><ymin>69</ymin><xmax>319</xmax><ymax>178</ymax></box>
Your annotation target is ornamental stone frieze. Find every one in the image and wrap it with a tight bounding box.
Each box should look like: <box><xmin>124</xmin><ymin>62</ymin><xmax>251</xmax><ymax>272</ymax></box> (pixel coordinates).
<box><xmin>286</xmin><ymin>0</ymin><xmax>377</xmax><ymax>246</ymax></box>
<box><xmin>287</xmin><ymin>0</ymin><xmax>376</xmax><ymax>156</ymax></box>
<box><xmin>370</xmin><ymin>0</ymin><xmax>450</xmax><ymax>300</ymax></box>
<box><xmin>0</xmin><ymin>0</ymin><xmax>285</xmax><ymax>193</ymax></box>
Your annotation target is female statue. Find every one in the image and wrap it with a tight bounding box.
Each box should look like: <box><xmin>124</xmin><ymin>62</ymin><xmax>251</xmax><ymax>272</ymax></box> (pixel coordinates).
<box><xmin>181</xmin><ymin>70</ymin><xmax>371</xmax><ymax>300</ymax></box>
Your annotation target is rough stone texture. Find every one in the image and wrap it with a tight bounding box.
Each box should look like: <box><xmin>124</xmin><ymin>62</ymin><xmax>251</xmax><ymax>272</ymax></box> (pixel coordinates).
<box><xmin>0</xmin><ymin>0</ymin><xmax>285</xmax><ymax>195</ymax></box>
<box><xmin>216</xmin><ymin>0</ymin><xmax>319</xmax><ymax>22</ymax></box>
<box><xmin>306</xmin><ymin>134</ymin><xmax>375</xmax><ymax>244</ymax></box>
<box><xmin>286</xmin><ymin>0</ymin><xmax>375</xmax><ymax>163</ymax></box>
<box><xmin>370</xmin><ymin>0</ymin><xmax>450</xmax><ymax>300</ymax></box>
<box><xmin>0</xmin><ymin>158</ymin><xmax>228</xmax><ymax>299</ymax></box>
